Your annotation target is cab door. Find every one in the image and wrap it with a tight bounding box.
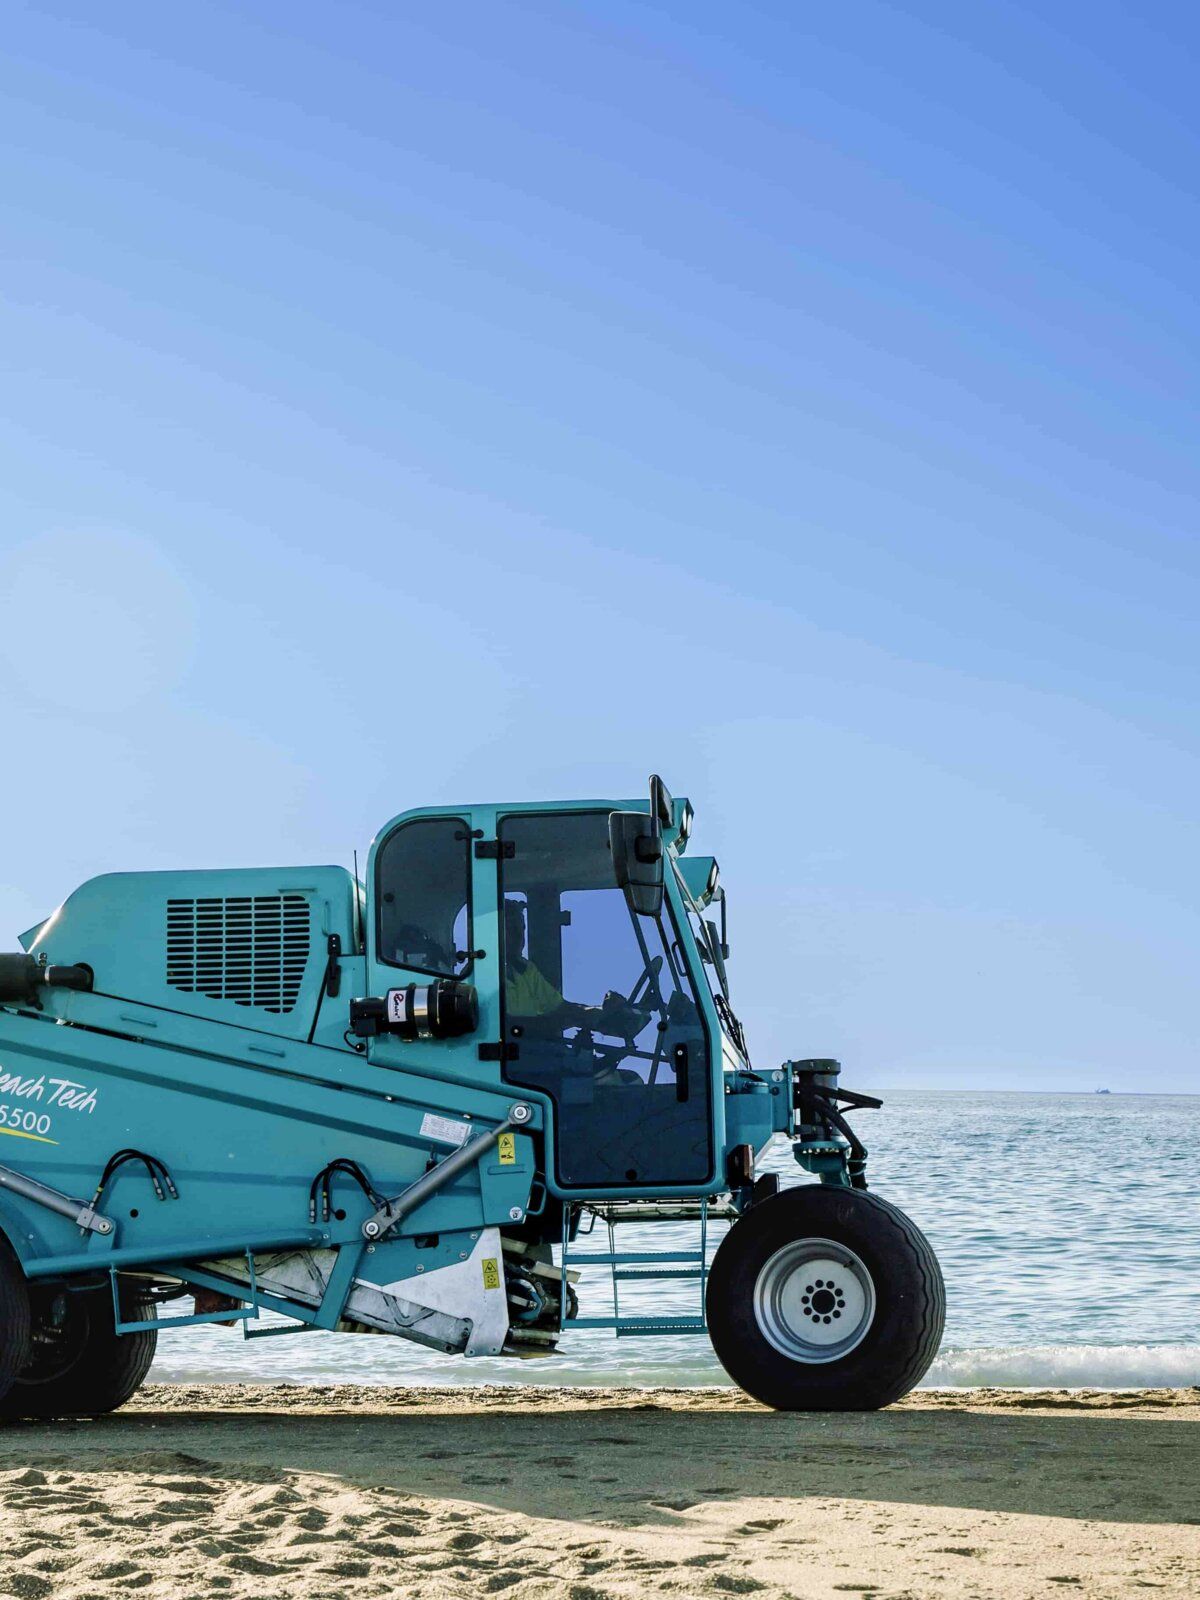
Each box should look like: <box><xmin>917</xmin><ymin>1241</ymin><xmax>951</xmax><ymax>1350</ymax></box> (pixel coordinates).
<box><xmin>496</xmin><ymin>809</ymin><xmax>712</xmax><ymax>1190</ymax></box>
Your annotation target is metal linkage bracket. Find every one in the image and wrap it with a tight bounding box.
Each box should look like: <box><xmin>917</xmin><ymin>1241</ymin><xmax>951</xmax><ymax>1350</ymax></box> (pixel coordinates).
<box><xmin>361</xmin><ymin>1105</ymin><xmax>532</xmax><ymax>1243</ymax></box>
<box><xmin>241</xmin><ymin>1243</ymin><xmax>365</xmax><ymax>1339</ymax></box>
<box><xmin>0</xmin><ymin>1162</ymin><xmax>116</xmax><ymax>1238</ymax></box>
<box><xmin>112</xmin><ymin>1253</ymin><xmax>260</xmax><ymax>1335</ymax></box>
<box><xmin>169</xmin><ymin>1254</ymin><xmax>342</xmax><ymax>1341</ymax></box>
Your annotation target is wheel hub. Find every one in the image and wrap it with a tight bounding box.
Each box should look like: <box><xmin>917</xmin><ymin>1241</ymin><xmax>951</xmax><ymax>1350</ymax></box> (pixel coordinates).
<box><xmin>752</xmin><ymin>1236</ymin><xmax>876</xmax><ymax>1364</ymax></box>
<box><xmin>19</xmin><ymin>1294</ymin><xmax>90</xmax><ymax>1386</ymax></box>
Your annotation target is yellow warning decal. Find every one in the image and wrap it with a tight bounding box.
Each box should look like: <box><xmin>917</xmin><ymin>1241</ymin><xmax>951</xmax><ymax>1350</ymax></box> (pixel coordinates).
<box><xmin>481</xmin><ymin>1257</ymin><xmax>501</xmax><ymax>1291</ymax></box>
<box><xmin>0</xmin><ymin>1125</ymin><xmax>58</xmax><ymax>1146</ymax></box>
<box><xmin>497</xmin><ymin>1132</ymin><xmax>516</xmax><ymax>1165</ymax></box>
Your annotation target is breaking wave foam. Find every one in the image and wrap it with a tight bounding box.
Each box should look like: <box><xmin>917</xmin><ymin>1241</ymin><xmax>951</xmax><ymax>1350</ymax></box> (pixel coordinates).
<box><xmin>922</xmin><ymin>1344</ymin><xmax>1200</xmax><ymax>1390</ymax></box>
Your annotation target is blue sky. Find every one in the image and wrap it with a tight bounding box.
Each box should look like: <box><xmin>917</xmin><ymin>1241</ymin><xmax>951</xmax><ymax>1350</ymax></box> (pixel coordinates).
<box><xmin>1</xmin><ymin>1</ymin><xmax>1196</xmax><ymax>1091</ymax></box>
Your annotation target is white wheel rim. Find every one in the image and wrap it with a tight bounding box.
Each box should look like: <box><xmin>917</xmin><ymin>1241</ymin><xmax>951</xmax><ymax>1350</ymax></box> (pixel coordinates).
<box><xmin>752</xmin><ymin>1236</ymin><xmax>876</xmax><ymax>1364</ymax></box>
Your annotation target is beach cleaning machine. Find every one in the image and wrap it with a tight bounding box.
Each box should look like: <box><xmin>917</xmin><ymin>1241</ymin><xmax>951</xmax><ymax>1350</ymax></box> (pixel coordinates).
<box><xmin>0</xmin><ymin>778</ymin><xmax>944</xmax><ymax>1415</ymax></box>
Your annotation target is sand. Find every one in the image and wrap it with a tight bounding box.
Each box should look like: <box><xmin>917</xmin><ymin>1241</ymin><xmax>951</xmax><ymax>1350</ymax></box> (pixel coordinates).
<box><xmin>0</xmin><ymin>1385</ymin><xmax>1195</xmax><ymax>1599</ymax></box>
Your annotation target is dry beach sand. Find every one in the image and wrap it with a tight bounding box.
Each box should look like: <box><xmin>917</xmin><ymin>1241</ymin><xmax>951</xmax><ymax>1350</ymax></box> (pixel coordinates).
<box><xmin>0</xmin><ymin>1385</ymin><xmax>1195</xmax><ymax>1599</ymax></box>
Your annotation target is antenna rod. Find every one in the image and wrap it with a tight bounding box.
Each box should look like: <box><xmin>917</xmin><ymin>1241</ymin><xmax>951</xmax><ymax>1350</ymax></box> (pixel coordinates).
<box><xmin>353</xmin><ymin>848</ymin><xmax>365</xmax><ymax>953</ymax></box>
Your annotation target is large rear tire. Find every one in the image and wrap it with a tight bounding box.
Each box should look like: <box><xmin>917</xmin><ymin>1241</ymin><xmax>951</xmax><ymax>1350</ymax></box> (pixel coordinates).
<box><xmin>707</xmin><ymin>1184</ymin><xmax>944</xmax><ymax>1410</ymax></box>
<box><xmin>0</xmin><ymin>1239</ymin><xmax>32</xmax><ymax>1405</ymax></box>
<box><xmin>0</xmin><ymin>1282</ymin><xmax>157</xmax><ymax>1420</ymax></box>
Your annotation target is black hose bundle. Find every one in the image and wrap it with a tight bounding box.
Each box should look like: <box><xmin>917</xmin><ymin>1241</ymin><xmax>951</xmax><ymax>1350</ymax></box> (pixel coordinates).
<box><xmin>308</xmin><ymin>1158</ymin><xmax>384</xmax><ymax>1223</ymax></box>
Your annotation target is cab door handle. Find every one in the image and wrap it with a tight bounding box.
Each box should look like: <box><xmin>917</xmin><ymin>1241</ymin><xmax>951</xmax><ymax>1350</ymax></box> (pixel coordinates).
<box><xmin>673</xmin><ymin>1043</ymin><xmax>689</xmax><ymax>1102</ymax></box>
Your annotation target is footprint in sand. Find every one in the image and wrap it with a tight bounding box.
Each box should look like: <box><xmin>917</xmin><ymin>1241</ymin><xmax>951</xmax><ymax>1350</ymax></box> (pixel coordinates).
<box><xmin>223</xmin><ymin>1554</ymin><xmax>289</xmax><ymax>1577</ymax></box>
<box><xmin>158</xmin><ymin>1477</ymin><xmax>219</xmax><ymax>1495</ymax></box>
<box><xmin>246</xmin><ymin>1487</ymin><xmax>303</xmax><ymax>1510</ymax></box>
<box><xmin>27</xmin><ymin>1555</ymin><xmax>72</xmax><ymax>1575</ymax></box>
<box><xmin>447</xmin><ymin>1531</ymin><xmax>487</xmax><ymax>1551</ymax></box>
<box><xmin>155</xmin><ymin>1499</ymin><xmax>216</xmax><ymax>1517</ymax></box>
<box><xmin>0</xmin><ymin>1577</ymin><xmax>53</xmax><ymax>1600</ymax></box>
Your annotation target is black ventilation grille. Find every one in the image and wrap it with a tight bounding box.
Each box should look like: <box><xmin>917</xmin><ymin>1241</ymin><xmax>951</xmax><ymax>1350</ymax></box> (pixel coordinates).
<box><xmin>166</xmin><ymin>895</ymin><xmax>311</xmax><ymax>1014</ymax></box>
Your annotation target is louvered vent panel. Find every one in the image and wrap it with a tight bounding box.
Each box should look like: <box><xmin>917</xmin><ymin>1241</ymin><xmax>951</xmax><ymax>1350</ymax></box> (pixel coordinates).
<box><xmin>166</xmin><ymin>895</ymin><xmax>310</xmax><ymax>1014</ymax></box>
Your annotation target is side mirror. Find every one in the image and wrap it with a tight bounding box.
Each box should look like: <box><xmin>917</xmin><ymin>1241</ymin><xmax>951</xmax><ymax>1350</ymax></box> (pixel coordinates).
<box><xmin>609</xmin><ymin>811</ymin><xmax>664</xmax><ymax>918</ymax></box>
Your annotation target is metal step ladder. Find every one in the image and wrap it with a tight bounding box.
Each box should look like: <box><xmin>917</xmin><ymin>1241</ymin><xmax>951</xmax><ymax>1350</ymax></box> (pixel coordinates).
<box><xmin>560</xmin><ymin>1202</ymin><xmax>712</xmax><ymax>1337</ymax></box>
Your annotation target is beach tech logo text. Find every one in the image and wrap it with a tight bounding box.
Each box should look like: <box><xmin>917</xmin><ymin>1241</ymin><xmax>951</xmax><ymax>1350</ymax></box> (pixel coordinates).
<box><xmin>0</xmin><ymin>1066</ymin><xmax>101</xmax><ymax>1144</ymax></box>
<box><xmin>0</xmin><ymin>1069</ymin><xmax>99</xmax><ymax>1112</ymax></box>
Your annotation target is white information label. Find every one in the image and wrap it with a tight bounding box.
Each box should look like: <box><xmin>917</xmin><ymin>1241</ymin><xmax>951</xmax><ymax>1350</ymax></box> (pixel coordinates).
<box><xmin>386</xmin><ymin>989</ymin><xmax>407</xmax><ymax>1025</ymax></box>
<box><xmin>419</xmin><ymin>1112</ymin><xmax>471</xmax><ymax>1147</ymax></box>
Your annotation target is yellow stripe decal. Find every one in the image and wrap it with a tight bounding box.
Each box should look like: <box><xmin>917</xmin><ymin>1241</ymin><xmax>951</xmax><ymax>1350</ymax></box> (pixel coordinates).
<box><xmin>0</xmin><ymin>1126</ymin><xmax>58</xmax><ymax>1146</ymax></box>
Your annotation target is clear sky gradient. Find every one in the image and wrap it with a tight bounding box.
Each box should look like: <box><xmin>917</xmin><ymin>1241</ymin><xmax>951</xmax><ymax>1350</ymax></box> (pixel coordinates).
<box><xmin>1</xmin><ymin>2</ymin><xmax>1196</xmax><ymax>1091</ymax></box>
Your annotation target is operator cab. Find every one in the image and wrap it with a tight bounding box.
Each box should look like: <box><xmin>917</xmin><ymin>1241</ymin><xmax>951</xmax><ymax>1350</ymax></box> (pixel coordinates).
<box><xmin>363</xmin><ymin>777</ymin><xmax>749</xmax><ymax>1197</ymax></box>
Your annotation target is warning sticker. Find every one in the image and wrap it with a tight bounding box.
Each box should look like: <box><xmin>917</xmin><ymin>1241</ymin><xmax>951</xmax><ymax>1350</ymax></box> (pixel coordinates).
<box><xmin>419</xmin><ymin>1112</ymin><xmax>470</xmax><ymax>1147</ymax></box>
<box><xmin>481</xmin><ymin>1257</ymin><xmax>501</xmax><ymax>1291</ymax></box>
<box><xmin>497</xmin><ymin>1131</ymin><xmax>516</xmax><ymax>1165</ymax></box>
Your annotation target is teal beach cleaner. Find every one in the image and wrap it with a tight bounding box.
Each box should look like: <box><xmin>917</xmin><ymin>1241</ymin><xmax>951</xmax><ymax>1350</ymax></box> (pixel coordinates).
<box><xmin>0</xmin><ymin>777</ymin><xmax>943</xmax><ymax>1414</ymax></box>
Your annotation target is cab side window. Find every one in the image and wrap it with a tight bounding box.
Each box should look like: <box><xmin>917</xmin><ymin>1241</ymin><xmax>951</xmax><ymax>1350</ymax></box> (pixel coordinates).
<box><xmin>375</xmin><ymin>818</ymin><xmax>472</xmax><ymax>979</ymax></box>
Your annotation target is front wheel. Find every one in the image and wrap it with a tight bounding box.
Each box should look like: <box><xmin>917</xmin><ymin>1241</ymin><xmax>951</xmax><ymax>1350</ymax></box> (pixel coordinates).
<box><xmin>706</xmin><ymin>1185</ymin><xmax>944</xmax><ymax>1410</ymax></box>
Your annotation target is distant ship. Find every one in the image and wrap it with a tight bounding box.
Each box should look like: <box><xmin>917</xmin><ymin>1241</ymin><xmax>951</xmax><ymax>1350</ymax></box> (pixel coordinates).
<box><xmin>1095</xmin><ymin>1088</ymin><xmax>1111</xmax><ymax>1094</ymax></box>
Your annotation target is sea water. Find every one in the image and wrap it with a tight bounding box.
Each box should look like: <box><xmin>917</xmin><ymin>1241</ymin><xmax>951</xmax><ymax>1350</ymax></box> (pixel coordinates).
<box><xmin>148</xmin><ymin>1091</ymin><xmax>1200</xmax><ymax>1389</ymax></box>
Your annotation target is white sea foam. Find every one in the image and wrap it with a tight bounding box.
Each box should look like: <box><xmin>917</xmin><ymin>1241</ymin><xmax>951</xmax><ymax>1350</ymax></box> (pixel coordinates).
<box><xmin>922</xmin><ymin>1344</ymin><xmax>1200</xmax><ymax>1390</ymax></box>
<box><xmin>150</xmin><ymin>1334</ymin><xmax>1200</xmax><ymax>1391</ymax></box>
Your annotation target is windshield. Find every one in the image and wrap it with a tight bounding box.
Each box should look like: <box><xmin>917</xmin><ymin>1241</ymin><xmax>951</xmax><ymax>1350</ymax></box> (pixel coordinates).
<box><xmin>671</xmin><ymin>859</ymin><xmax>749</xmax><ymax>1060</ymax></box>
